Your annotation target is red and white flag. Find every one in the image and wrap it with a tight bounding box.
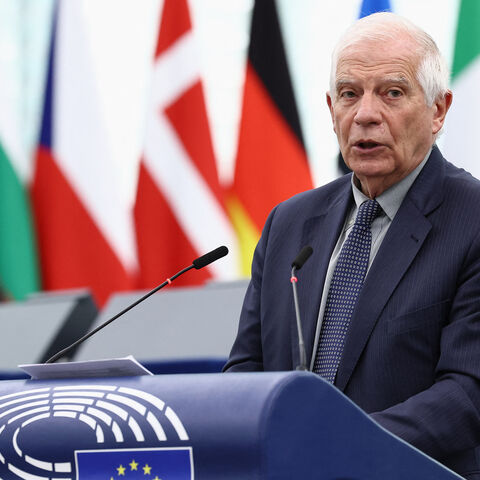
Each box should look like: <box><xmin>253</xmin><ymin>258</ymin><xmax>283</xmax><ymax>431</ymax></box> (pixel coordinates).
<box><xmin>134</xmin><ymin>0</ymin><xmax>236</xmax><ymax>288</ymax></box>
<box><xmin>32</xmin><ymin>2</ymin><xmax>137</xmax><ymax>306</ymax></box>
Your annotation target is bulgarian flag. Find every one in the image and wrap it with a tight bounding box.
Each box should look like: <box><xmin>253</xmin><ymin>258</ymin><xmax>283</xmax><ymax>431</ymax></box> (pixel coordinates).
<box><xmin>230</xmin><ymin>0</ymin><xmax>313</xmax><ymax>275</ymax></box>
<box><xmin>0</xmin><ymin>141</ymin><xmax>39</xmax><ymax>300</ymax></box>
<box><xmin>0</xmin><ymin>19</ymin><xmax>39</xmax><ymax>300</ymax></box>
<box><xmin>443</xmin><ymin>0</ymin><xmax>480</xmax><ymax>179</ymax></box>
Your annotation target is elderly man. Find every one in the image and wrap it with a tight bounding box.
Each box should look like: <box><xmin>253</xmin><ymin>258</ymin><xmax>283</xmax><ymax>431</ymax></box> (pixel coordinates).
<box><xmin>224</xmin><ymin>12</ymin><xmax>480</xmax><ymax>479</ymax></box>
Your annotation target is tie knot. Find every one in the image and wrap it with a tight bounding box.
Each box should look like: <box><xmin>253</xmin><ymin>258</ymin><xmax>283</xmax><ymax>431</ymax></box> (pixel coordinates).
<box><xmin>355</xmin><ymin>199</ymin><xmax>380</xmax><ymax>227</ymax></box>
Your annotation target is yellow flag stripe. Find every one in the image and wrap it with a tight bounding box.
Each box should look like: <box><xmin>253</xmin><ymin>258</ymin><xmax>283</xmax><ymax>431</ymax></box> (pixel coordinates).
<box><xmin>227</xmin><ymin>195</ymin><xmax>260</xmax><ymax>276</ymax></box>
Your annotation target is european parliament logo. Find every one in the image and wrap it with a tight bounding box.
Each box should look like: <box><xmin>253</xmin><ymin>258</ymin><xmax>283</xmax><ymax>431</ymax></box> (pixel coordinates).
<box><xmin>76</xmin><ymin>447</ymin><xmax>192</xmax><ymax>479</ymax></box>
<box><xmin>0</xmin><ymin>384</ymin><xmax>193</xmax><ymax>479</ymax></box>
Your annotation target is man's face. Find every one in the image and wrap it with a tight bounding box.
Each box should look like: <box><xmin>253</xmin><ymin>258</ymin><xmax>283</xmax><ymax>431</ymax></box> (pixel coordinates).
<box><xmin>327</xmin><ymin>35</ymin><xmax>449</xmax><ymax>197</ymax></box>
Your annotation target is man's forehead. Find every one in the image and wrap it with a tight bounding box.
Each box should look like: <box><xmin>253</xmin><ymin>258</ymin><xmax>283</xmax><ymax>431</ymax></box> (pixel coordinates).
<box><xmin>335</xmin><ymin>39</ymin><xmax>420</xmax><ymax>82</ymax></box>
<box><xmin>339</xmin><ymin>32</ymin><xmax>417</xmax><ymax>55</ymax></box>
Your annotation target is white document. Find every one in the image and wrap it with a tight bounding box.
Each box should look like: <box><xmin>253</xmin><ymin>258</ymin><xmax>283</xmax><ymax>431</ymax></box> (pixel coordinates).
<box><xmin>19</xmin><ymin>355</ymin><xmax>153</xmax><ymax>380</ymax></box>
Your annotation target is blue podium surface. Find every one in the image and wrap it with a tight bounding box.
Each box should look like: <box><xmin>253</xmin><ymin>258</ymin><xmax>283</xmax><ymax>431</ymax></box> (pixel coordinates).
<box><xmin>0</xmin><ymin>371</ymin><xmax>460</xmax><ymax>479</ymax></box>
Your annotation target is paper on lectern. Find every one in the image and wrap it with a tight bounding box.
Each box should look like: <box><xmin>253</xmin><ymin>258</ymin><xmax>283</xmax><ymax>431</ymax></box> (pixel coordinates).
<box><xmin>19</xmin><ymin>355</ymin><xmax>153</xmax><ymax>380</ymax></box>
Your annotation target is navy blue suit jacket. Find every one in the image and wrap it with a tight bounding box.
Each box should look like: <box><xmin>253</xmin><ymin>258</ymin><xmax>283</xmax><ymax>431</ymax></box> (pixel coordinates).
<box><xmin>225</xmin><ymin>147</ymin><xmax>480</xmax><ymax>479</ymax></box>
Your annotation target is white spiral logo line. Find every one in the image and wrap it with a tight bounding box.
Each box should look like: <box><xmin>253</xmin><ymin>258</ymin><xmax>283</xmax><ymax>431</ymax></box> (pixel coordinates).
<box><xmin>0</xmin><ymin>385</ymin><xmax>190</xmax><ymax>480</ymax></box>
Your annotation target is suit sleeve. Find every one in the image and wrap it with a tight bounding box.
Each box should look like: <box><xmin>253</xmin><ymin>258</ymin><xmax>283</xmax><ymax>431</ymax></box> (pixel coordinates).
<box><xmin>223</xmin><ymin>206</ymin><xmax>278</xmax><ymax>372</ymax></box>
<box><xmin>371</xmin><ymin>228</ymin><xmax>480</xmax><ymax>461</ymax></box>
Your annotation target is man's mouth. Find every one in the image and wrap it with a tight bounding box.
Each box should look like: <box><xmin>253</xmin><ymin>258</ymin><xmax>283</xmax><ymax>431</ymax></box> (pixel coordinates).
<box><xmin>356</xmin><ymin>141</ymin><xmax>381</xmax><ymax>149</ymax></box>
<box><xmin>353</xmin><ymin>141</ymin><xmax>384</xmax><ymax>152</ymax></box>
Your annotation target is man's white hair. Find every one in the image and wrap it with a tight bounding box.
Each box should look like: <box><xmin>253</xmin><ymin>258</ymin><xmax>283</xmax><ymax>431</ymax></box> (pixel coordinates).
<box><xmin>330</xmin><ymin>12</ymin><xmax>449</xmax><ymax>107</ymax></box>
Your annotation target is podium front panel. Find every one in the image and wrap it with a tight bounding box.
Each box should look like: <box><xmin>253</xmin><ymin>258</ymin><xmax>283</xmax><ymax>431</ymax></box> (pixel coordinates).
<box><xmin>0</xmin><ymin>372</ymin><xmax>461</xmax><ymax>479</ymax></box>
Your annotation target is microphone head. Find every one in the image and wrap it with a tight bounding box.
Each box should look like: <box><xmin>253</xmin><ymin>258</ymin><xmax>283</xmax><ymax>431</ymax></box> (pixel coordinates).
<box><xmin>292</xmin><ymin>246</ymin><xmax>313</xmax><ymax>270</ymax></box>
<box><xmin>193</xmin><ymin>246</ymin><xmax>229</xmax><ymax>269</ymax></box>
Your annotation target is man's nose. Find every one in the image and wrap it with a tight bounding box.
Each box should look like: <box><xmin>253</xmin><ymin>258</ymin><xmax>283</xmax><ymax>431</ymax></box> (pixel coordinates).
<box><xmin>354</xmin><ymin>93</ymin><xmax>382</xmax><ymax>125</ymax></box>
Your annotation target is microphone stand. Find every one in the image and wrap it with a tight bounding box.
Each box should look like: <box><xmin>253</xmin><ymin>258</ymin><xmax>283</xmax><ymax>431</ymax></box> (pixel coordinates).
<box><xmin>45</xmin><ymin>265</ymin><xmax>194</xmax><ymax>363</ymax></box>
<box><xmin>290</xmin><ymin>245</ymin><xmax>313</xmax><ymax>371</ymax></box>
<box><xmin>291</xmin><ymin>265</ymin><xmax>307</xmax><ymax>371</ymax></box>
<box><xmin>45</xmin><ymin>245</ymin><xmax>229</xmax><ymax>364</ymax></box>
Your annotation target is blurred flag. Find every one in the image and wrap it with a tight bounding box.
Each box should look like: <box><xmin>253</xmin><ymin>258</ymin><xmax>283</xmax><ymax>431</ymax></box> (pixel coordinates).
<box><xmin>443</xmin><ymin>0</ymin><xmax>480</xmax><ymax>178</ymax></box>
<box><xmin>0</xmin><ymin>4</ymin><xmax>40</xmax><ymax>301</ymax></box>
<box><xmin>358</xmin><ymin>0</ymin><xmax>391</xmax><ymax>18</ymax></box>
<box><xmin>230</xmin><ymin>0</ymin><xmax>313</xmax><ymax>274</ymax></box>
<box><xmin>0</xmin><ymin>141</ymin><xmax>39</xmax><ymax>300</ymax></box>
<box><xmin>337</xmin><ymin>0</ymin><xmax>392</xmax><ymax>175</ymax></box>
<box><xmin>32</xmin><ymin>2</ymin><xmax>137</xmax><ymax>306</ymax></box>
<box><xmin>134</xmin><ymin>0</ymin><xmax>236</xmax><ymax>288</ymax></box>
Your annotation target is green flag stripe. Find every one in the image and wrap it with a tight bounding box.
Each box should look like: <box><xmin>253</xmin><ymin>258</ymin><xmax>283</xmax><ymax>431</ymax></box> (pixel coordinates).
<box><xmin>0</xmin><ymin>142</ymin><xmax>39</xmax><ymax>299</ymax></box>
<box><xmin>452</xmin><ymin>0</ymin><xmax>480</xmax><ymax>80</ymax></box>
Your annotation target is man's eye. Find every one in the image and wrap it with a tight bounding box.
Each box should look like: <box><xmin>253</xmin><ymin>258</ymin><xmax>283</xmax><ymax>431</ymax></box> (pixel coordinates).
<box><xmin>387</xmin><ymin>89</ymin><xmax>402</xmax><ymax>98</ymax></box>
<box><xmin>340</xmin><ymin>91</ymin><xmax>356</xmax><ymax>98</ymax></box>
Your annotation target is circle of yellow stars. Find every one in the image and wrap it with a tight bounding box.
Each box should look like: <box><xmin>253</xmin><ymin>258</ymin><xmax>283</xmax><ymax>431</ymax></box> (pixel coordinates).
<box><xmin>109</xmin><ymin>459</ymin><xmax>162</xmax><ymax>479</ymax></box>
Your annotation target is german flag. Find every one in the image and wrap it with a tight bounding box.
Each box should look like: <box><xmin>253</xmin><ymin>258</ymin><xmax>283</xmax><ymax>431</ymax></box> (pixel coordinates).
<box><xmin>229</xmin><ymin>0</ymin><xmax>313</xmax><ymax>274</ymax></box>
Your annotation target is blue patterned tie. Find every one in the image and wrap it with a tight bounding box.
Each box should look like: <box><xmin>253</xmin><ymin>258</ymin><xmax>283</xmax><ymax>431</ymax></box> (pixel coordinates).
<box><xmin>313</xmin><ymin>199</ymin><xmax>380</xmax><ymax>382</ymax></box>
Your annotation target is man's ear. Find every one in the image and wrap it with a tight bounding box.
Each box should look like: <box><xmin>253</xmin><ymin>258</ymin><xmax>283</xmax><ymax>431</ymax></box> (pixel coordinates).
<box><xmin>326</xmin><ymin>92</ymin><xmax>336</xmax><ymax>134</ymax></box>
<box><xmin>432</xmin><ymin>90</ymin><xmax>453</xmax><ymax>135</ymax></box>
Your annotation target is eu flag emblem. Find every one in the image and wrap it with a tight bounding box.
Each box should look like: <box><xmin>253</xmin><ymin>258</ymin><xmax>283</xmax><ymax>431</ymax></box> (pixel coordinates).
<box><xmin>75</xmin><ymin>447</ymin><xmax>193</xmax><ymax>479</ymax></box>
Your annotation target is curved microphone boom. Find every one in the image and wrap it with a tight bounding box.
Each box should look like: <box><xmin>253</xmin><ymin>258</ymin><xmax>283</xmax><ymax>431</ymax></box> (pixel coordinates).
<box><xmin>291</xmin><ymin>246</ymin><xmax>313</xmax><ymax>371</ymax></box>
<box><xmin>45</xmin><ymin>246</ymin><xmax>229</xmax><ymax>363</ymax></box>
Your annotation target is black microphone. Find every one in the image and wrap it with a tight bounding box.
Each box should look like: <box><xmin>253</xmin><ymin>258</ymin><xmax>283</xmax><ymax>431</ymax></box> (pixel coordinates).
<box><xmin>292</xmin><ymin>246</ymin><xmax>313</xmax><ymax>270</ymax></box>
<box><xmin>290</xmin><ymin>246</ymin><xmax>313</xmax><ymax>371</ymax></box>
<box><xmin>193</xmin><ymin>245</ymin><xmax>228</xmax><ymax>269</ymax></box>
<box><xmin>45</xmin><ymin>246</ymin><xmax>229</xmax><ymax>363</ymax></box>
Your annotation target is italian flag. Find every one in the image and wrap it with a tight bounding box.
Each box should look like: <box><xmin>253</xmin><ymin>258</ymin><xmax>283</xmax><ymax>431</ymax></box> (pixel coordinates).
<box><xmin>443</xmin><ymin>0</ymin><xmax>480</xmax><ymax>178</ymax></box>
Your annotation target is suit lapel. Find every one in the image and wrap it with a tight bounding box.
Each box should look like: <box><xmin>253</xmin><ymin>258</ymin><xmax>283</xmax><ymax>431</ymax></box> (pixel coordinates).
<box><xmin>293</xmin><ymin>180</ymin><xmax>353</xmax><ymax>367</ymax></box>
<box><xmin>335</xmin><ymin>147</ymin><xmax>446</xmax><ymax>391</ymax></box>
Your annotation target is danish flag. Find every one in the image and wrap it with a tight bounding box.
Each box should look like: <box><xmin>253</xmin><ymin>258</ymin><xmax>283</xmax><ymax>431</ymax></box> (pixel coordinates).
<box><xmin>134</xmin><ymin>0</ymin><xmax>236</xmax><ymax>288</ymax></box>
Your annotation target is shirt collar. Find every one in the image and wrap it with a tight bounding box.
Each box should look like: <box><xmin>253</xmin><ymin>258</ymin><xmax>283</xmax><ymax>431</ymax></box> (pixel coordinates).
<box><xmin>351</xmin><ymin>147</ymin><xmax>432</xmax><ymax>221</ymax></box>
